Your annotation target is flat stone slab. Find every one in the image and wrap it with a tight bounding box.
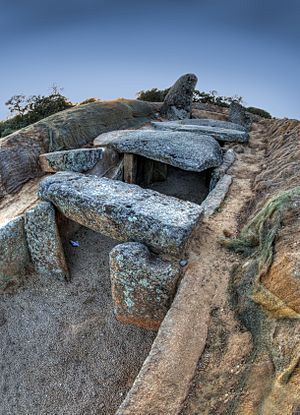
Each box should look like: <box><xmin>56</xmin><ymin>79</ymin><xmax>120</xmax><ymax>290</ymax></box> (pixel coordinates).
<box><xmin>151</xmin><ymin>122</ymin><xmax>249</xmax><ymax>143</ymax></box>
<box><xmin>0</xmin><ymin>216</ymin><xmax>31</xmax><ymax>290</ymax></box>
<box><xmin>172</xmin><ymin>118</ymin><xmax>247</xmax><ymax>132</ymax></box>
<box><xmin>39</xmin><ymin>148</ymin><xmax>103</xmax><ymax>173</ymax></box>
<box><xmin>202</xmin><ymin>174</ymin><xmax>233</xmax><ymax>217</ymax></box>
<box><xmin>39</xmin><ymin>172</ymin><xmax>203</xmax><ymax>256</ymax></box>
<box><xmin>210</xmin><ymin>149</ymin><xmax>236</xmax><ymax>190</ymax></box>
<box><xmin>100</xmin><ymin>130</ymin><xmax>222</xmax><ymax>172</ymax></box>
<box><xmin>25</xmin><ymin>202</ymin><xmax>69</xmax><ymax>281</ymax></box>
<box><xmin>110</xmin><ymin>242</ymin><xmax>181</xmax><ymax>330</ymax></box>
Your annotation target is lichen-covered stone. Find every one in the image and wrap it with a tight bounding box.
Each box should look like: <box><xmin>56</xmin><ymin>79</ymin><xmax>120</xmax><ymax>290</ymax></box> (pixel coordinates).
<box><xmin>202</xmin><ymin>174</ymin><xmax>232</xmax><ymax>217</ymax></box>
<box><xmin>110</xmin><ymin>242</ymin><xmax>181</xmax><ymax>330</ymax></box>
<box><xmin>171</xmin><ymin>118</ymin><xmax>247</xmax><ymax>132</ymax></box>
<box><xmin>107</xmin><ymin>130</ymin><xmax>222</xmax><ymax>172</ymax></box>
<box><xmin>25</xmin><ymin>202</ymin><xmax>69</xmax><ymax>281</ymax></box>
<box><xmin>209</xmin><ymin>149</ymin><xmax>236</xmax><ymax>190</ymax></box>
<box><xmin>160</xmin><ymin>74</ymin><xmax>198</xmax><ymax>120</ymax></box>
<box><xmin>39</xmin><ymin>148</ymin><xmax>103</xmax><ymax>173</ymax></box>
<box><xmin>152</xmin><ymin>122</ymin><xmax>249</xmax><ymax>143</ymax></box>
<box><xmin>0</xmin><ymin>216</ymin><xmax>31</xmax><ymax>290</ymax></box>
<box><xmin>229</xmin><ymin>101</ymin><xmax>252</xmax><ymax>130</ymax></box>
<box><xmin>39</xmin><ymin>172</ymin><xmax>203</xmax><ymax>256</ymax></box>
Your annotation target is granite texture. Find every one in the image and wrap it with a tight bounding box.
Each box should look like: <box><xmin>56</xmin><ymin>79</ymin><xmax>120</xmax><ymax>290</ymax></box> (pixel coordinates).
<box><xmin>110</xmin><ymin>242</ymin><xmax>181</xmax><ymax>330</ymax></box>
<box><xmin>152</xmin><ymin>122</ymin><xmax>249</xmax><ymax>143</ymax></box>
<box><xmin>39</xmin><ymin>172</ymin><xmax>203</xmax><ymax>256</ymax></box>
<box><xmin>209</xmin><ymin>149</ymin><xmax>236</xmax><ymax>190</ymax></box>
<box><xmin>229</xmin><ymin>101</ymin><xmax>252</xmax><ymax>130</ymax></box>
<box><xmin>174</xmin><ymin>118</ymin><xmax>247</xmax><ymax>132</ymax></box>
<box><xmin>25</xmin><ymin>202</ymin><xmax>69</xmax><ymax>281</ymax></box>
<box><xmin>107</xmin><ymin>130</ymin><xmax>223</xmax><ymax>172</ymax></box>
<box><xmin>39</xmin><ymin>148</ymin><xmax>103</xmax><ymax>173</ymax></box>
<box><xmin>202</xmin><ymin>174</ymin><xmax>233</xmax><ymax>217</ymax></box>
<box><xmin>0</xmin><ymin>216</ymin><xmax>31</xmax><ymax>290</ymax></box>
<box><xmin>160</xmin><ymin>74</ymin><xmax>197</xmax><ymax>120</ymax></box>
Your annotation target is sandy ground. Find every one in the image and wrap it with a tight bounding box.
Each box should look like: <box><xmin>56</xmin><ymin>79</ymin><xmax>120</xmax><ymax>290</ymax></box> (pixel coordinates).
<box><xmin>0</xmin><ymin>226</ymin><xmax>156</xmax><ymax>415</ymax></box>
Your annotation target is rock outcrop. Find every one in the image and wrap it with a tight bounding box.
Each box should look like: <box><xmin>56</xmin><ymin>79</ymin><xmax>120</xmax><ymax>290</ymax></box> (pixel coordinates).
<box><xmin>0</xmin><ymin>99</ymin><xmax>158</xmax><ymax>199</ymax></box>
<box><xmin>160</xmin><ymin>74</ymin><xmax>198</xmax><ymax>120</ymax></box>
<box><xmin>39</xmin><ymin>172</ymin><xmax>203</xmax><ymax>256</ymax></box>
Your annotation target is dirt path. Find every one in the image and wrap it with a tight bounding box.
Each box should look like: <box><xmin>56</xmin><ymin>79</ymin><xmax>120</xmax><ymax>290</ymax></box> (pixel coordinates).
<box><xmin>180</xmin><ymin>123</ymin><xmax>267</xmax><ymax>414</ymax></box>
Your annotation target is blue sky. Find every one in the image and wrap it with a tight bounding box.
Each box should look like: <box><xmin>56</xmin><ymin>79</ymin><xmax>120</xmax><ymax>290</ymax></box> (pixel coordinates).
<box><xmin>0</xmin><ymin>0</ymin><xmax>299</xmax><ymax>119</ymax></box>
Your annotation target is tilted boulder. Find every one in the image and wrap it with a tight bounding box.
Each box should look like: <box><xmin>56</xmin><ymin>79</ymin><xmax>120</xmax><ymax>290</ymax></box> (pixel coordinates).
<box><xmin>160</xmin><ymin>74</ymin><xmax>198</xmax><ymax>120</ymax></box>
<box><xmin>110</xmin><ymin>242</ymin><xmax>182</xmax><ymax>330</ymax></box>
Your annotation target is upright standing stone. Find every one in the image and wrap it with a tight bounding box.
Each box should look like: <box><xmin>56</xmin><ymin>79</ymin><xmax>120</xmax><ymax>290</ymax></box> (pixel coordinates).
<box><xmin>229</xmin><ymin>101</ymin><xmax>252</xmax><ymax>130</ymax></box>
<box><xmin>0</xmin><ymin>216</ymin><xmax>31</xmax><ymax>290</ymax></box>
<box><xmin>110</xmin><ymin>242</ymin><xmax>181</xmax><ymax>330</ymax></box>
<box><xmin>25</xmin><ymin>202</ymin><xmax>69</xmax><ymax>281</ymax></box>
<box><xmin>160</xmin><ymin>74</ymin><xmax>198</xmax><ymax>120</ymax></box>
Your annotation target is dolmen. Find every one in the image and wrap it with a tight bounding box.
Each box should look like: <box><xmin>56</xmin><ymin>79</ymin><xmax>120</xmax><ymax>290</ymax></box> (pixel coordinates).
<box><xmin>151</xmin><ymin>121</ymin><xmax>249</xmax><ymax>143</ymax></box>
<box><xmin>38</xmin><ymin>172</ymin><xmax>203</xmax><ymax>329</ymax></box>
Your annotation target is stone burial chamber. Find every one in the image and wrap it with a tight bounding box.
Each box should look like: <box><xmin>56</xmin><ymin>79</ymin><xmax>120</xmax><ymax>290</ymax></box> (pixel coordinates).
<box><xmin>94</xmin><ymin>129</ymin><xmax>223</xmax><ymax>204</ymax></box>
<box><xmin>37</xmin><ymin>172</ymin><xmax>203</xmax><ymax>329</ymax></box>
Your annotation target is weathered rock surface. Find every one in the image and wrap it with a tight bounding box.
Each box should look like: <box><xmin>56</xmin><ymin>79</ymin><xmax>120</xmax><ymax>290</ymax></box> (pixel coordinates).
<box><xmin>39</xmin><ymin>172</ymin><xmax>203</xmax><ymax>256</ymax></box>
<box><xmin>209</xmin><ymin>149</ymin><xmax>236</xmax><ymax>190</ymax></box>
<box><xmin>25</xmin><ymin>202</ymin><xmax>69</xmax><ymax>281</ymax></box>
<box><xmin>106</xmin><ymin>130</ymin><xmax>223</xmax><ymax>172</ymax></box>
<box><xmin>202</xmin><ymin>174</ymin><xmax>233</xmax><ymax>217</ymax></box>
<box><xmin>0</xmin><ymin>99</ymin><xmax>158</xmax><ymax>198</ymax></box>
<box><xmin>0</xmin><ymin>216</ymin><xmax>31</xmax><ymax>290</ymax></box>
<box><xmin>152</xmin><ymin>121</ymin><xmax>249</xmax><ymax>143</ymax></box>
<box><xmin>110</xmin><ymin>242</ymin><xmax>181</xmax><ymax>330</ymax></box>
<box><xmin>39</xmin><ymin>148</ymin><xmax>103</xmax><ymax>173</ymax></box>
<box><xmin>229</xmin><ymin>101</ymin><xmax>252</xmax><ymax>130</ymax></box>
<box><xmin>160</xmin><ymin>74</ymin><xmax>198</xmax><ymax>120</ymax></box>
<box><xmin>177</xmin><ymin>118</ymin><xmax>247</xmax><ymax>132</ymax></box>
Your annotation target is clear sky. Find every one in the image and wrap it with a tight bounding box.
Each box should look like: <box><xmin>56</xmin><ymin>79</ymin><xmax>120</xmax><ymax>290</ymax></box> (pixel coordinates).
<box><xmin>0</xmin><ymin>0</ymin><xmax>299</xmax><ymax>119</ymax></box>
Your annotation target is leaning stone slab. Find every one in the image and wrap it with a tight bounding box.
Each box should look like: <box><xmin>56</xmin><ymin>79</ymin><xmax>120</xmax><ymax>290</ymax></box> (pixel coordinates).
<box><xmin>110</xmin><ymin>242</ymin><xmax>181</xmax><ymax>330</ymax></box>
<box><xmin>174</xmin><ymin>118</ymin><xmax>247</xmax><ymax>132</ymax></box>
<box><xmin>160</xmin><ymin>73</ymin><xmax>198</xmax><ymax>120</ymax></box>
<box><xmin>0</xmin><ymin>216</ymin><xmax>31</xmax><ymax>290</ymax></box>
<box><xmin>25</xmin><ymin>202</ymin><xmax>69</xmax><ymax>281</ymax></box>
<box><xmin>202</xmin><ymin>174</ymin><xmax>233</xmax><ymax>217</ymax></box>
<box><xmin>39</xmin><ymin>172</ymin><xmax>203</xmax><ymax>256</ymax></box>
<box><xmin>152</xmin><ymin>122</ymin><xmax>249</xmax><ymax>143</ymax></box>
<box><xmin>39</xmin><ymin>148</ymin><xmax>103</xmax><ymax>173</ymax></box>
<box><xmin>106</xmin><ymin>130</ymin><xmax>222</xmax><ymax>172</ymax></box>
<box><xmin>209</xmin><ymin>149</ymin><xmax>236</xmax><ymax>191</ymax></box>
<box><xmin>229</xmin><ymin>101</ymin><xmax>252</xmax><ymax>130</ymax></box>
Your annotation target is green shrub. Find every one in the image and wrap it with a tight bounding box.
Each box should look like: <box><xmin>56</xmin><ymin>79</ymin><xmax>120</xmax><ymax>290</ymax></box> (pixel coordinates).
<box><xmin>79</xmin><ymin>98</ymin><xmax>98</xmax><ymax>105</ymax></box>
<box><xmin>246</xmin><ymin>107</ymin><xmax>272</xmax><ymax>119</ymax></box>
<box><xmin>136</xmin><ymin>88</ymin><xmax>170</xmax><ymax>102</ymax></box>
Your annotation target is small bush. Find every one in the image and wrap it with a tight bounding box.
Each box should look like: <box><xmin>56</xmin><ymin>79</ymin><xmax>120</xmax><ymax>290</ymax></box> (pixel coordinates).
<box><xmin>136</xmin><ymin>88</ymin><xmax>170</xmax><ymax>102</ymax></box>
<box><xmin>246</xmin><ymin>107</ymin><xmax>272</xmax><ymax>119</ymax></box>
<box><xmin>79</xmin><ymin>98</ymin><xmax>98</xmax><ymax>105</ymax></box>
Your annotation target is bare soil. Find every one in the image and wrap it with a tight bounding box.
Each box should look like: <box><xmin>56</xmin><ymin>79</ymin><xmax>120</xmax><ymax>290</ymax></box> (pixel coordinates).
<box><xmin>0</xmin><ymin>226</ymin><xmax>156</xmax><ymax>415</ymax></box>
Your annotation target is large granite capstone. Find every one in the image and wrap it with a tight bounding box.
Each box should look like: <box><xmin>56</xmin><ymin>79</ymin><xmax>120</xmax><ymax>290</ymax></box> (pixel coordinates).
<box><xmin>110</xmin><ymin>242</ymin><xmax>181</xmax><ymax>330</ymax></box>
<box><xmin>106</xmin><ymin>130</ymin><xmax>223</xmax><ymax>172</ymax></box>
<box><xmin>169</xmin><ymin>118</ymin><xmax>247</xmax><ymax>132</ymax></box>
<box><xmin>38</xmin><ymin>172</ymin><xmax>203</xmax><ymax>256</ymax></box>
<box><xmin>151</xmin><ymin>122</ymin><xmax>249</xmax><ymax>143</ymax></box>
